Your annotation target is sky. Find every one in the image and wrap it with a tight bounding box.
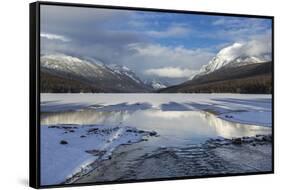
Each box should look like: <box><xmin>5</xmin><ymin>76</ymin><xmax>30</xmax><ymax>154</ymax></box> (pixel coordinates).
<box><xmin>40</xmin><ymin>5</ymin><xmax>272</xmax><ymax>84</ymax></box>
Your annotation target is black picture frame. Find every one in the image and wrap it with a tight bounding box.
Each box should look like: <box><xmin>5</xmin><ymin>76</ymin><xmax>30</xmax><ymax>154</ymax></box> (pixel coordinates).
<box><xmin>30</xmin><ymin>1</ymin><xmax>274</xmax><ymax>188</ymax></box>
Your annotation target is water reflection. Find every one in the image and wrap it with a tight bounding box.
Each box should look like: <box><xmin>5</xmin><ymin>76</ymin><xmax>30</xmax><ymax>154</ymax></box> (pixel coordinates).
<box><xmin>41</xmin><ymin>109</ymin><xmax>271</xmax><ymax>146</ymax></box>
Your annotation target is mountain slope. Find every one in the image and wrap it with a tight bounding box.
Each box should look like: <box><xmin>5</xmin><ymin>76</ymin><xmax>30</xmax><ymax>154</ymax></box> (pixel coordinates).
<box><xmin>107</xmin><ymin>64</ymin><xmax>144</xmax><ymax>85</ymax></box>
<box><xmin>159</xmin><ymin>42</ymin><xmax>272</xmax><ymax>94</ymax></box>
<box><xmin>41</xmin><ymin>72</ymin><xmax>103</xmax><ymax>93</ymax></box>
<box><xmin>159</xmin><ymin>62</ymin><xmax>272</xmax><ymax>93</ymax></box>
<box><xmin>40</xmin><ymin>54</ymin><xmax>152</xmax><ymax>93</ymax></box>
<box><xmin>193</xmin><ymin>43</ymin><xmax>271</xmax><ymax>78</ymax></box>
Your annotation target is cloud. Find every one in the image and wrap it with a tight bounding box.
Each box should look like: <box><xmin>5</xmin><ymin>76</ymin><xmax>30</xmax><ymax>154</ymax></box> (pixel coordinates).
<box><xmin>41</xmin><ymin>5</ymin><xmax>139</xmax><ymax>46</ymax></box>
<box><xmin>40</xmin><ymin>5</ymin><xmax>271</xmax><ymax>85</ymax></box>
<box><xmin>216</xmin><ymin>31</ymin><xmax>272</xmax><ymax>60</ymax></box>
<box><xmin>145</xmin><ymin>67</ymin><xmax>197</xmax><ymax>78</ymax></box>
<box><xmin>41</xmin><ymin>33</ymin><xmax>71</xmax><ymax>42</ymax></box>
<box><xmin>119</xmin><ymin>43</ymin><xmax>214</xmax><ymax>81</ymax></box>
<box><xmin>146</xmin><ymin>25</ymin><xmax>189</xmax><ymax>38</ymax></box>
<box><xmin>209</xmin><ymin>17</ymin><xmax>271</xmax><ymax>42</ymax></box>
<box><xmin>126</xmin><ymin>43</ymin><xmax>214</xmax><ymax>68</ymax></box>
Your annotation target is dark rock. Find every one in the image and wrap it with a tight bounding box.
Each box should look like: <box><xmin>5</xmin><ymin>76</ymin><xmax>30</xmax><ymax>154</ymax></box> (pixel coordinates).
<box><xmin>149</xmin><ymin>131</ymin><xmax>157</xmax><ymax>136</ymax></box>
<box><xmin>264</xmin><ymin>135</ymin><xmax>272</xmax><ymax>142</ymax></box>
<box><xmin>242</xmin><ymin>138</ymin><xmax>253</xmax><ymax>143</ymax></box>
<box><xmin>62</xmin><ymin>126</ymin><xmax>73</xmax><ymax>129</ymax></box>
<box><xmin>232</xmin><ymin>138</ymin><xmax>242</xmax><ymax>144</ymax></box>
<box><xmin>87</xmin><ymin>128</ymin><xmax>98</xmax><ymax>133</ymax></box>
<box><xmin>225</xmin><ymin>115</ymin><xmax>233</xmax><ymax>118</ymax></box>
<box><xmin>255</xmin><ymin>136</ymin><xmax>264</xmax><ymax>141</ymax></box>
<box><xmin>85</xmin><ymin>149</ymin><xmax>106</xmax><ymax>156</ymax></box>
<box><xmin>60</xmin><ymin>140</ymin><xmax>68</xmax><ymax>145</ymax></box>
<box><xmin>80</xmin><ymin>135</ymin><xmax>86</xmax><ymax>138</ymax></box>
<box><xmin>69</xmin><ymin>130</ymin><xmax>75</xmax><ymax>133</ymax></box>
<box><xmin>207</xmin><ymin>144</ymin><xmax>217</xmax><ymax>149</ymax></box>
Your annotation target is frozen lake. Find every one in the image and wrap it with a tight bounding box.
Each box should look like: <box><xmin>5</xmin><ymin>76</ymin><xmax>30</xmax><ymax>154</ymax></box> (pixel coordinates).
<box><xmin>41</xmin><ymin>109</ymin><xmax>271</xmax><ymax>147</ymax></box>
<box><xmin>40</xmin><ymin>93</ymin><xmax>272</xmax><ymax>185</ymax></box>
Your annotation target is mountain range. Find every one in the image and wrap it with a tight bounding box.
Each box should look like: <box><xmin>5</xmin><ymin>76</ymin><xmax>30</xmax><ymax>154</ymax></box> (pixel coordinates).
<box><xmin>40</xmin><ymin>42</ymin><xmax>272</xmax><ymax>93</ymax></box>
<box><xmin>41</xmin><ymin>54</ymin><xmax>152</xmax><ymax>93</ymax></box>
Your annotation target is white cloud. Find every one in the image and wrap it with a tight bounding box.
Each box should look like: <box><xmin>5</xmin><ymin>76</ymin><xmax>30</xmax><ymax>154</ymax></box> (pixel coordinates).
<box><xmin>119</xmin><ymin>43</ymin><xmax>214</xmax><ymax>80</ymax></box>
<box><xmin>145</xmin><ymin>67</ymin><xmax>197</xmax><ymax>78</ymax></box>
<box><xmin>209</xmin><ymin>18</ymin><xmax>271</xmax><ymax>42</ymax></box>
<box><xmin>126</xmin><ymin>43</ymin><xmax>214</xmax><ymax>69</ymax></box>
<box><xmin>146</xmin><ymin>26</ymin><xmax>189</xmax><ymax>38</ymax></box>
<box><xmin>244</xmin><ymin>32</ymin><xmax>272</xmax><ymax>56</ymax></box>
<box><xmin>41</xmin><ymin>33</ymin><xmax>71</xmax><ymax>42</ymax></box>
<box><xmin>217</xmin><ymin>37</ymin><xmax>272</xmax><ymax>60</ymax></box>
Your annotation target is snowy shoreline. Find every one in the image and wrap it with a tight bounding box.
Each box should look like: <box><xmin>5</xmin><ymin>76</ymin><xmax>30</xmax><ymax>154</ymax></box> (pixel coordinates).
<box><xmin>41</xmin><ymin>124</ymin><xmax>158</xmax><ymax>185</ymax></box>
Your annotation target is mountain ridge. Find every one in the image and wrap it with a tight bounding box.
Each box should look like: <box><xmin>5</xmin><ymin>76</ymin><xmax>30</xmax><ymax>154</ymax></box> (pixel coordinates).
<box><xmin>159</xmin><ymin>61</ymin><xmax>272</xmax><ymax>93</ymax></box>
<box><xmin>40</xmin><ymin>54</ymin><xmax>152</xmax><ymax>93</ymax></box>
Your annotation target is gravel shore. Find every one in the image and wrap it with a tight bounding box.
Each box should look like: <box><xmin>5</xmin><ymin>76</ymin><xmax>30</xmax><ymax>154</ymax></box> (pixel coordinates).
<box><xmin>74</xmin><ymin>134</ymin><xmax>272</xmax><ymax>184</ymax></box>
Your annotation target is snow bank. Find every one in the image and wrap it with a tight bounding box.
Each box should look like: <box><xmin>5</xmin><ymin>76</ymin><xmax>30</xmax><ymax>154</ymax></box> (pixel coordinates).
<box><xmin>41</xmin><ymin>124</ymin><xmax>156</xmax><ymax>185</ymax></box>
<box><xmin>219</xmin><ymin>111</ymin><xmax>272</xmax><ymax>127</ymax></box>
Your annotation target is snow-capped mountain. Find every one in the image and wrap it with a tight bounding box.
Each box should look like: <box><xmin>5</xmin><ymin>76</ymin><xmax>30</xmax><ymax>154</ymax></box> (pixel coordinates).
<box><xmin>160</xmin><ymin>42</ymin><xmax>272</xmax><ymax>93</ymax></box>
<box><xmin>194</xmin><ymin>43</ymin><xmax>271</xmax><ymax>78</ymax></box>
<box><xmin>40</xmin><ymin>54</ymin><xmax>151</xmax><ymax>93</ymax></box>
<box><xmin>145</xmin><ymin>80</ymin><xmax>167</xmax><ymax>89</ymax></box>
<box><xmin>41</xmin><ymin>54</ymin><xmax>108</xmax><ymax>80</ymax></box>
<box><xmin>107</xmin><ymin>64</ymin><xmax>144</xmax><ymax>85</ymax></box>
<box><xmin>151</xmin><ymin>81</ymin><xmax>167</xmax><ymax>89</ymax></box>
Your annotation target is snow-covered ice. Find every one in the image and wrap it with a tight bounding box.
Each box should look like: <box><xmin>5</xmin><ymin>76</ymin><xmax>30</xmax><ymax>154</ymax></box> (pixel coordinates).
<box><xmin>41</xmin><ymin>124</ymin><xmax>156</xmax><ymax>185</ymax></box>
<box><xmin>41</xmin><ymin>93</ymin><xmax>272</xmax><ymax>127</ymax></box>
<box><xmin>219</xmin><ymin>111</ymin><xmax>271</xmax><ymax>127</ymax></box>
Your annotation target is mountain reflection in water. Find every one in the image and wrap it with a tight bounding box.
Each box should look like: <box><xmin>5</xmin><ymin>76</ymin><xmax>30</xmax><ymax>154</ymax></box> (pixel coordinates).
<box><xmin>41</xmin><ymin>109</ymin><xmax>271</xmax><ymax>146</ymax></box>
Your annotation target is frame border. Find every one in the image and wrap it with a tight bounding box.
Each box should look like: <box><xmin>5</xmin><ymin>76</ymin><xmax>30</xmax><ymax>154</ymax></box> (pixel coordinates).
<box><xmin>30</xmin><ymin>2</ymin><xmax>41</xmax><ymax>188</ymax></box>
<box><xmin>29</xmin><ymin>1</ymin><xmax>274</xmax><ymax>189</ymax></box>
